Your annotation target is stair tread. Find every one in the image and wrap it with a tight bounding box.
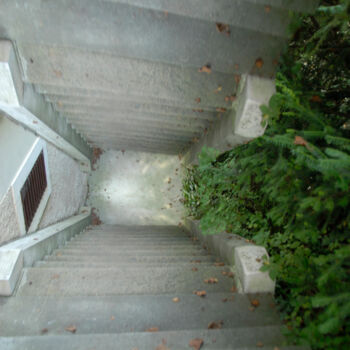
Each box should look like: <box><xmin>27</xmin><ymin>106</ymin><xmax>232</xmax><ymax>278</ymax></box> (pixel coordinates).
<box><xmin>17</xmin><ymin>266</ymin><xmax>234</xmax><ymax>296</ymax></box>
<box><xmin>0</xmin><ymin>293</ymin><xmax>280</xmax><ymax>336</ymax></box>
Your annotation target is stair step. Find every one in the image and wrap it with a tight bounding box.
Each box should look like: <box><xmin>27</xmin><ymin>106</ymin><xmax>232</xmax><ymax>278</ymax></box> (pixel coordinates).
<box><xmin>17</xmin><ymin>266</ymin><xmax>234</xmax><ymax>296</ymax></box>
<box><xmin>60</xmin><ymin>245</ymin><xmax>203</xmax><ymax>252</ymax></box>
<box><xmin>34</xmin><ymin>261</ymin><xmax>216</xmax><ymax>268</ymax></box>
<box><xmin>0</xmin><ymin>293</ymin><xmax>280</xmax><ymax>336</ymax></box>
<box><xmin>50</xmin><ymin>248</ymin><xmax>209</xmax><ymax>257</ymax></box>
<box><xmin>70</xmin><ymin>237</ymin><xmax>192</xmax><ymax>244</ymax></box>
<box><xmin>0</xmin><ymin>326</ymin><xmax>287</xmax><ymax>350</ymax></box>
<box><xmin>43</xmin><ymin>254</ymin><xmax>216</xmax><ymax>264</ymax></box>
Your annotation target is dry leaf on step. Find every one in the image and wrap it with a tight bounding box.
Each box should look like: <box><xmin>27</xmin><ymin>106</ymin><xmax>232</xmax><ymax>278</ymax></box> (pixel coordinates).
<box><xmin>65</xmin><ymin>325</ymin><xmax>77</xmax><ymax>333</ymax></box>
<box><xmin>189</xmin><ymin>338</ymin><xmax>204</xmax><ymax>350</ymax></box>
<box><xmin>146</xmin><ymin>327</ymin><xmax>159</xmax><ymax>332</ymax></box>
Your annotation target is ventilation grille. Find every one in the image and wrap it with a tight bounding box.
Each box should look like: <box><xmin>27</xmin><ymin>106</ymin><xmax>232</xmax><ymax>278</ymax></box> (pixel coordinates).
<box><xmin>20</xmin><ymin>151</ymin><xmax>47</xmax><ymax>231</ymax></box>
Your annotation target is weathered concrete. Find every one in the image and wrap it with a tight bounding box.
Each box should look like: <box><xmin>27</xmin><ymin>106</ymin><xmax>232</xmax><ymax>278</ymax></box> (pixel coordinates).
<box><xmin>87</xmin><ymin>150</ymin><xmax>185</xmax><ymax>225</ymax></box>
<box><xmin>0</xmin><ymin>40</ymin><xmax>92</xmax><ymax>169</ymax></box>
<box><xmin>235</xmin><ymin>245</ymin><xmax>275</xmax><ymax>294</ymax></box>
<box><xmin>0</xmin><ymin>1</ymin><xmax>315</xmax><ymax>152</ymax></box>
<box><xmin>0</xmin><ymin>210</ymin><xmax>91</xmax><ymax>296</ymax></box>
<box><xmin>184</xmin><ymin>74</ymin><xmax>276</xmax><ymax>164</ymax></box>
<box><xmin>38</xmin><ymin>143</ymin><xmax>88</xmax><ymax>229</ymax></box>
<box><xmin>184</xmin><ymin>219</ymin><xmax>275</xmax><ymax>294</ymax></box>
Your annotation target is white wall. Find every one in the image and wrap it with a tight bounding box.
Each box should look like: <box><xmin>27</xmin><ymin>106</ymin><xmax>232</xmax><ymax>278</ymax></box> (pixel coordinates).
<box><xmin>0</xmin><ymin>114</ymin><xmax>88</xmax><ymax>245</ymax></box>
<box><xmin>0</xmin><ymin>113</ymin><xmax>37</xmax><ymax>198</ymax></box>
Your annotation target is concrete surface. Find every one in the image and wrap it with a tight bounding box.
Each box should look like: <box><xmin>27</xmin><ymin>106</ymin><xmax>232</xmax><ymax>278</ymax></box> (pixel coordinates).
<box><xmin>39</xmin><ymin>143</ymin><xmax>88</xmax><ymax>229</ymax></box>
<box><xmin>235</xmin><ymin>245</ymin><xmax>275</xmax><ymax>294</ymax></box>
<box><xmin>0</xmin><ymin>1</ymin><xmax>315</xmax><ymax>153</ymax></box>
<box><xmin>0</xmin><ymin>41</ymin><xmax>92</xmax><ymax>167</ymax></box>
<box><xmin>184</xmin><ymin>219</ymin><xmax>275</xmax><ymax>294</ymax></box>
<box><xmin>87</xmin><ymin>150</ymin><xmax>185</xmax><ymax>225</ymax></box>
<box><xmin>0</xmin><ymin>211</ymin><xmax>91</xmax><ymax>296</ymax></box>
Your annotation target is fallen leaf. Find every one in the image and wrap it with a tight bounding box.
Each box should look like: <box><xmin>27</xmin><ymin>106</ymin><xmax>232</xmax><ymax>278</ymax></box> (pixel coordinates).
<box><xmin>198</xmin><ymin>64</ymin><xmax>211</xmax><ymax>74</ymax></box>
<box><xmin>294</xmin><ymin>136</ymin><xmax>308</xmax><ymax>147</ymax></box>
<box><xmin>194</xmin><ymin>290</ymin><xmax>207</xmax><ymax>297</ymax></box>
<box><xmin>216</xmin><ymin>107</ymin><xmax>227</xmax><ymax>113</ymax></box>
<box><xmin>265</xmin><ymin>5</ymin><xmax>271</xmax><ymax>13</ymax></box>
<box><xmin>214</xmin><ymin>262</ymin><xmax>225</xmax><ymax>267</ymax></box>
<box><xmin>222</xmin><ymin>298</ymin><xmax>228</xmax><ymax>302</ymax></box>
<box><xmin>257</xmin><ymin>341</ymin><xmax>264</xmax><ymax>347</ymax></box>
<box><xmin>51</xmin><ymin>274</ymin><xmax>60</xmax><ymax>279</ymax></box>
<box><xmin>234</xmin><ymin>63</ymin><xmax>239</xmax><ymax>70</ymax></box>
<box><xmin>256</xmin><ymin>258</ymin><xmax>262</xmax><ymax>262</ymax></box>
<box><xmin>110</xmin><ymin>316</ymin><xmax>115</xmax><ymax>320</ymax></box>
<box><xmin>192</xmin><ymin>108</ymin><xmax>204</xmax><ymax>113</ymax></box>
<box><xmin>168</xmin><ymin>177</ymin><xmax>172</xmax><ymax>184</ymax></box>
<box><xmin>216</xmin><ymin>23</ymin><xmax>230</xmax><ymax>36</ymax></box>
<box><xmin>172</xmin><ymin>297</ymin><xmax>180</xmax><ymax>303</ymax></box>
<box><xmin>273</xmin><ymin>347</ymin><xmax>280</xmax><ymax>350</ymax></box>
<box><xmin>251</xmin><ymin>299</ymin><xmax>260</xmax><ymax>307</ymax></box>
<box><xmin>255</xmin><ymin>58</ymin><xmax>264</xmax><ymax>69</ymax></box>
<box><xmin>221</xmin><ymin>271</ymin><xmax>227</xmax><ymax>276</ymax></box>
<box><xmin>249</xmin><ymin>306</ymin><xmax>255</xmax><ymax>312</ymax></box>
<box><xmin>204</xmin><ymin>278</ymin><xmax>218</xmax><ymax>284</ymax></box>
<box><xmin>310</xmin><ymin>95</ymin><xmax>322</xmax><ymax>102</ymax></box>
<box><xmin>146</xmin><ymin>327</ymin><xmax>159</xmax><ymax>332</ymax></box>
<box><xmin>192</xmin><ymin>267</ymin><xmax>198</xmax><ymax>272</ymax></box>
<box><xmin>195</xmin><ymin>97</ymin><xmax>201</xmax><ymax>103</ymax></box>
<box><xmin>41</xmin><ymin>328</ymin><xmax>48</xmax><ymax>334</ymax></box>
<box><xmin>208</xmin><ymin>320</ymin><xmax>223</xmax><ymax>329</ymax></box>
<box><xmin>54</xmin><ymin>69</ymin><xmax>63</xmax><ymax>78</ymax></box>
<box><xmin>214</xmin><ymin>85</ymin><xmax>222</xmax><ymax>93</ymax></box>
<box><xmin>155</xmin><ymin>343</ymin><xmax>170</xmax><ymax>350</ymax></box>
<box><xmin>65</xmin><ymin>325</ymin><xmax>77</xmax><ymax>334</ymax></box>
<box><xmin>234</xmin><ymin>74</ymin><xmax>241</xmax><ymax>85</ymax></box>
<box><xmin>231</xmin><ymin>286</ymin><xmax>237</xmax><ymax>293</ymax></box>
<box><xmin>225</xmin><ymin>95</ymin><xmax>236</xmax><ymax>102</ymax></box>
<box><xmin>189</xmin><ymin>338</ymin><xmax>204</xmax><ymax>350</ymax></box>
<box><xmin>227</xmin><ymin>272</ymin><xmax>234</xmax><ymax>278</ymax></box>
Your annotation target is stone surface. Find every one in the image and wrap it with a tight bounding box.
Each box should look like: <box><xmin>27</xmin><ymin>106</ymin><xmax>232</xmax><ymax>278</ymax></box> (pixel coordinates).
<box><xmin>0</xmin><ymin>187</ymin><xmax>21</xmax><ymax>246</ymax></box>
<box><xmin>87</xmin><ymin>150</ymin><xmax>185</xmax><ymax>225</ymax></box>
<box><xmin>235</xmin><ymin>245</ymin><xmax>275</xmax><ymax>294</ymax></box>
<box><xmin>39</xmin><ymin>143</ymin><xmax>88</xmax><ymax>229</ymax></box>
<box><xmin>0</xmin><ymin>249</ymin><xmax>23</xmax><ymax>296</ymax></box>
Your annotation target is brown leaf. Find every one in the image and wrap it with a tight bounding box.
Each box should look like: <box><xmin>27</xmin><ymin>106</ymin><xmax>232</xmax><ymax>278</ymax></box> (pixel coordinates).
<box><xmin>257</xmin><ymin>341</ymin><xmax>264</xmax><ymax>347</ymax></box>
<box><xmin>294</xmin><ymin>136</ymin><xmax>308</xmax><ymax>147</ymax></box>
<box><xmin>110</xmin><ymin>316</ymin><xmax>115</xmax><ymax>320</ymax></box>
<box><xmin>227</xmin><ymin>272</ymin><xmax>234</xmax><ymax>278</ymax></box>
<box><xmin>225</xmin><ymin>95</ymin><xmax>236</xmax><ymax>102</ymax></box>
<box><xmin>222</xmin><ymin>298</ymin><xmax>228</xmax><ymax>302</ymax></box>
<box><xmin>192</xmin><ymin>108</ymin><xmax>204</xmax><ymax>113</ymax></box>
<box><xmin>204</xmin><ymin>278</ymin><xmax>218</xmax><ymax>284</ymax></box>
<box><xmin>255</xmin><ymin>58</ymin><xmax>264</xmax><ymax>69</ymax></box>
<box><xmin>310</xmin><ymin>95</ymin><xmax>322</xmax><ymax>102</ymax></box>
<box><xmin>146</xmin><ymin>327</ymin><xmax>159</xmax><ymax>332</ymax></box>
<box><xmin>155</xmin><ymin>343</ymin><xmax>170</xmax><ymax>350</ymax></box>
<box><xmin>251</xmin><ymin>299</ymin><xmax>260</xmax><ymax>307</ymax></box>
<box><xmin>265</xmin><ymin>5</ymin><xmax>271</xmax><ymax>13</ymax></box>
<box><xmin>231</xmin><ymin>286</ymin><xmax>237</xmax><ymax>293</ymax></box>
<box><xmin>172</xmin><ymin>297</ymin><xmax>180</xmax><ymax>303</ymax></box>
<box><xmin>51</xmin><ymin>274</ymin><xmax>60</xmax><ymax>279</ymax></box>
<box><xmin>216</xmin><ymin>23</ymin><xmax>230</xmax><ymax>36</ymax></box>
<box><xmin>216</xmin><ymin>107</ymin><xmax>227</xmax><ymax>113</ymax></box>
<box><xmin>54</xmin><ymin>69</ymin><xmax>63</xmax><ymax>78</ymax></box>
<box><xmin>41</xmin><ymin>328</ymin><xmax>48</xmax><ymax>334</ymax></box>
<box><xmin>208</xmin><ymin>320</ymin><xmax>223</xmax><ymax>329</ymax></box>
<box><xmin>214</xmin><ymin>262</ymin><xmax>225</xmax><ymax>267</ymax></box>
<box><xmin>192</xmin><ymin>267</ymin><xmax>198</xmax><ymax>272</ymax></box>
<box><xmin>214</xmin><ymin>85</ymin><xmax>222</xmax><ymax>93</ymax></box>
<box><xmin>194</xmin><ymin>290</ymin><xmax>207</xmax><ymax>297</ymax></box>
<box><xmin>65</xmin><ymin>325</ymin><xmax>77</xmax><ymax>333</ymax></box>
<box><xmin>195</xmin><ymin>97</ymin><xmax>201</xmax><ymax>103</ymax></box>
<box><xmin>198</xmin><ymin>64</ymin><xmax>211</xmax><ymax>74</ymax></box>
<box><xmin>234</xmin><ymin>63</ymin><xmax>239</xmax><ymax>70</ymax></box>
<box><xmin>221</xmin><ymin>271</ymin><xmax>227</xmax><ymax>276</ymax></box>
<box><xmin>234</xmin><ymin>74</ymin><xmax>241</xmax><ymax>85</ymax></box>
<box><xmin>189</xmin><ymin>338</ymin><xmax>204</xmax><ymax>350</ymax></box>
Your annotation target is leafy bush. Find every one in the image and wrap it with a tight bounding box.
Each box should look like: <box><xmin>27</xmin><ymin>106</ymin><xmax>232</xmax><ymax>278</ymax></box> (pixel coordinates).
<box><xmin>183</xmin><ymin>1</ymin><xmax>350</xmax><ymax>349</ymax></box>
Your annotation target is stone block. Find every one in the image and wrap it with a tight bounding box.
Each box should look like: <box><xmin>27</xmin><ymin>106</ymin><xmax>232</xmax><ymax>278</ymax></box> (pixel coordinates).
<box><xmin>234</xmin><ymin>245</ymin><xmax>275</xmax><ymax>294</ymax></box>
<box><xmin>0</xmin><ymin>249</ymin><xmax>23</xmax><ymax>296</ymax></box>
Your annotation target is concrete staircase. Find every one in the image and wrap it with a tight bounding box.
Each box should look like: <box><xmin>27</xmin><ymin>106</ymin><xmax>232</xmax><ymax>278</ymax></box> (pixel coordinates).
<box><xmin>0</xmin><ymin>225</ymin><xmax>307</xmax><ymax>349</ymax></box>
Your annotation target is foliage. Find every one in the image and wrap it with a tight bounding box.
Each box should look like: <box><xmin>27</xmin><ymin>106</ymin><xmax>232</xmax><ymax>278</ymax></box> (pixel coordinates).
<box><xmin>182</xmin><ymin>1</ymin><xmax>350</xmax><ymax>349</ymax></box>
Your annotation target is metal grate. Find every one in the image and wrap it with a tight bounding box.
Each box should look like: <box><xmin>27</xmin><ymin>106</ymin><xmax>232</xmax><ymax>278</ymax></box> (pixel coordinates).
<box><xmin>20</xmin><ymin>151</ymin><xmax>47</xmax><ymax>231</ymax></box>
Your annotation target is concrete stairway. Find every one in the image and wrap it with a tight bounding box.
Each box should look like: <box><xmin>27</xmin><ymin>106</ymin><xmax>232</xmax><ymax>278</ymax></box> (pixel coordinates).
<box><xmin>0</xmin><ymin>225</ymin><xmax>305</xmax><ymax>349</ymax></box>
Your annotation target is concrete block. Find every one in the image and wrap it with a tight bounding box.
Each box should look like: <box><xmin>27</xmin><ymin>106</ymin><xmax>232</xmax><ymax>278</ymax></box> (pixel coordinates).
<box><xmin>0</xmin><ymin>249</ymin><xmax>23</xmax><ymax>296</ymax></box>
<box><xmin>234</xmin><ymin>75</ymin><xmax>275</xmax><ymax>139</ymax></box>
<box><xmin>218</xmin><ymin>234</ymin><xmax>251</xmax><ymax>265</ymax></box>
<box><xmin>234</xmin><ymin>245</ymin><xmax>275</xmax><ymax>294</ymax></box>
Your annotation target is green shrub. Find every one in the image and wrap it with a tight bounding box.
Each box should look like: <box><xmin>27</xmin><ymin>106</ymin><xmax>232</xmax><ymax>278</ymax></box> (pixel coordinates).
<box><xmin>183</xmin><ymin>1</ymin><xmax>350</xmax><ymax>349</ymax></box>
